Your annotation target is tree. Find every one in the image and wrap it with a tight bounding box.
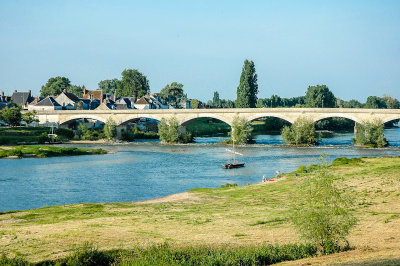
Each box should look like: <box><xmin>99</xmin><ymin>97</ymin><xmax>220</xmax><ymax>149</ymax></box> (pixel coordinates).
<box><xmin>290</xmin><ymin>156</ymin><xmax>357</xmax><ymax>254</ymax></box>
<box><xmin>190</xmin><ymin>99</ymin><xmax>201</xmax><ymax>109</ymax></box>
<box><xmin>342</xmin><ymin>99</ymin><xmax>363</xmax><ymax>108</ymax></box>
<box><xmin>98</xmin><ymin>79</ymin><xmax>122</xmax><ymax>94</ymax></box>
<box><xmin>305</xmin><ymin>85</ymin><xmax>336</xmax><ymax>108</ymax></box>
<box><xmin>383</xmin><ymin>95</ymin><xmax>400</xmax><ymax>109</ymax></box>
<box><xmin>231</xmin><ymin>116</ymin><xmax>253</xmax><ymax>144</ymax></box>
<box><xmin>354</xmin><ymin>120</ymin><xmax>387</xmax><ymax>147</ymax></box>
<box><xmin>158</xmin><ymin>117</ymin><xmax>193</xmax><ymax>143</ymax></box>
<box><xmin>160</xmin><ymin>82</ymin><xmax>184</xmax><ymax>108</ymax></box>
<box><xmin>212</xmin><ymin>91</ymin><xmax>221</xmax><ymax>107</ymax></box>
<box><xmin>69</xmin><ymin>85</ymin><xmax>85</xmax><ymax>98</ymax></box>
<box><xmin>40</xmin><ymin>76</ymin><xmax>71</xmax><ymax>97</ymax></box>
<box><xmin>158</xmin><ymin>117</ymin><xmax>179</xmax><ymax>143</ymax></box>
<box><xmin>236</xmin><ymin>59</ymin><xmax>258</xmax><ymax>108</ymax></box>
<box><xmin>0</xmin><ymin>106</ymin><xmax>22</xmax><ymax>126</ymax></box>
<box><xmin>281</xmin><ymin>117</ymin><xmax>319</xmax><ymax>145</ymax></box>
<box><xmin>21</xmin><ymin>111</ymin><xmax>38</xmax><ymax>126</ymax></box>
<box><xmin>119</xmin><ymin>69</ymin><xmax>150</xmax><ymax>98</ymax></box>
<box><xmin>76</xmin><ymin>123</ymin><xmax>88</xmax><ymax>139</ymax></box>
<box><xmin>104</xmin><ymin>117</ymin><xmax>117</xmax><ymax>140</ymax></box>
<box><xmin>364</xmin><ymin>96</ymin><xmax>387</xmax><ymax>109</ymax></box>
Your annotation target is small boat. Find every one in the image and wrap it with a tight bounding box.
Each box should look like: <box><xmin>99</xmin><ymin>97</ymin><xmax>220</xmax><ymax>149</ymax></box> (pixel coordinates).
<box><xmin>223</xmin><ymin>162</ymin><xmax>245</xmax><ymax>169</ymax></box>
<box><xmin>222</xmin><ymin>133</ymin><xmax>245</xmax><ymax>169</ymax></box>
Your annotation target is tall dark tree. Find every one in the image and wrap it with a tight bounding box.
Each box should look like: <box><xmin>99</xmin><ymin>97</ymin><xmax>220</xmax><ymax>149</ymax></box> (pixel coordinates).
<box><xmin>119</xmin><ymin>69</ymin><xmax>150</xmax><ymax>98</ymax></box>
<box><xmin>69</xmin><ymin>85</ymin><xmax>85</xmax><ymax>98</ymax></box>
<box><xmin>305</xmin><ymin>85</ymin><xmax>336</xmax><ymax>108</ymax></box>
<box><xmin>160</xmin><ymin>82</ymin><xmax>184</xmax><ymax>108</ymax></box>
<box><xmin>365</xmin><ymin>96</ymin><xmax>387</xmax><ymax>109</ymax></box>
<box><xmin>236</xmin><ymin>60</ymin><xmax>258</xmax><ymax>108</ymax></box>
<box><xmin>40</xmin><ymin>76</ymin><xmax>71</xmax><ymax>97</ymax></box>
<box><xmin>212</xmin><ymin>91</ymin><xmax>221</xmax><ymax>107</ymax></box>
<box><xmin>98</xmin><ymin>79</ymin><xmax>122</xmax><ymax>94</ymax></box>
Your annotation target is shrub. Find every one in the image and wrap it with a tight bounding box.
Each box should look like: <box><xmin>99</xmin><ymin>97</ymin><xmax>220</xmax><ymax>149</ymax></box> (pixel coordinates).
<box><xmin>353</xmin><ymin>120</ymin><xmax>388</xmax><ymax>147</ymax></box>
<box><xmin>104</xmin><ymin>117</ymin><xmax>117</xmax><ymax>140</ymax></box>
<box><xmin>230</xmin><ymin>116</ymin><xmax>253</xmax><ymax>144</ymax></box>
<box><xmin>282</xmin><ymin>117</ymin><xmax>319</xmax><ymax>145</ymax></box>
<box><xmin>158</xmin><ymin>117</ymin><xmax>192</xmax><ymax>144</ymax></box>
<box><xmin>290</xmin><ymin>156</ymin><xmax>357</xmax><ymax>254</ymax></box>
<box><xmin>0</xmin><ymin>254</ymin><xmax>30</xmax><ymax>266</ymax></box>
<box><xmin>56</xmin><ymin>243</ymin><xmax>114</xmax><ymax>266</ymax></box>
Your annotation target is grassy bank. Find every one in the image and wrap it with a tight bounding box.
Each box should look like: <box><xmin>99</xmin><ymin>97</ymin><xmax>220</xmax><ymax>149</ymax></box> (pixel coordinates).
<box><xmin>0</xmin><ymin>157</ymin><xmax>400</xmax><ymax>264</ymax></box>
<box><xmin>0</xmin><ymin>145</ymin><xmax>107</xmax><ymax>158</ymax></box>
<box><xmin>0</xmin><ymin>127</ymin><xmax>74</xmax><ymax>145</ymax></box>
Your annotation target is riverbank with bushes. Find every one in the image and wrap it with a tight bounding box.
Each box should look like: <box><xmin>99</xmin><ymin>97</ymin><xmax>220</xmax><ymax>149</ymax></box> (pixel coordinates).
<box><xmin>1</xmin><ymin>156</ymin><xmax>399</xmax><ymax>264</ymax></box>
<box><xmin>0</xmin><ymin>127</ymin><xmax>74</xmax><ymax>145</ymax></box>
<box><xmin>0</xmin><ymin>145</ymin><xmax>107</xmax><ymax>158</ymax></box>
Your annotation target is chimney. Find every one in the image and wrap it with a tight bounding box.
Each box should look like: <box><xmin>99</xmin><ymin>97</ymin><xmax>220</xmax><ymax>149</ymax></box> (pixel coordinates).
<box><xmin>100</xmin><ymin>96</ymin><xmax>103</xmax><ymax>104</ymax></box>
<box><xmin>83</xmin><ymin>87</ymin><xmax>87</xmax><ymax>95</ymax></box>
<box><xmin>63</xmin><ymin>89</ymin><xmax>67</xmax><ymax>93</ymax></box>
<box><xmin>35</xmin><ymin>96</ymin><xmax>39</xmax><ymax>104</ymax></box>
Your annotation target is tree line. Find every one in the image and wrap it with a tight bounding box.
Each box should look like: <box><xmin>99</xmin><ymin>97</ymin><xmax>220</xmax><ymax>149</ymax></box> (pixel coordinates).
<box><xmin>37</xmin><ymin>60</ymin><xmax>399</xmax><ymax>111</ymax></box>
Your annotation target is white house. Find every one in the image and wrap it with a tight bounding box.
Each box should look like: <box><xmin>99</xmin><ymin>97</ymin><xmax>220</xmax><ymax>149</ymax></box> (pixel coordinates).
<box><xmin>29</xmin><ymin>96</ymin><xmax>62</xmax><ymax>111</ymax></box>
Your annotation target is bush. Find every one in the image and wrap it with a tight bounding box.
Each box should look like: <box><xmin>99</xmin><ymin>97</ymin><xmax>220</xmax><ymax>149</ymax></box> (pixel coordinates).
<box><xmin>158</xmin><ymin>117</ymin><xmax>193</xmax><ymax>144</ymax></box>
<box><xmin>118</xmin><ymin>243</ymin><xmax>317</xmax><ymax>265</ymax></box>
<box><xmin>282</xmin><ymin>117</ymin><xmax>319</xmax><ymax>145</ymax></box>
<box><xmin>0</xmin><ymin>253</ymin><xmax>30</xmax><ymax>266</ymax></box>
<box><xmin>104</xmin><ymin>118</ymin><xmax>117</xmax><ymax>140</ymax></box>
<box><xmin>56</xmin><ymin>243</ymin><xmax>114</xmax><ymax>266</ymax></box>
<box><xmin>332</xmin><ymin>157</ymin><xmax>363</xmax><ymax>166</ymax></box>
<box><xmin>353</xmin><ymin>120</ymin><xmax>388</xmax><ymax>147</ymax></box>
<box><xmin>230</xmin><ymin>116</ymin><xmax>253</xmax><ymax>144</ymax></box>
<box><xmin>290</xmin><ymin>157</ymin><xmax>357</xmax><ymax>254</ymax></box>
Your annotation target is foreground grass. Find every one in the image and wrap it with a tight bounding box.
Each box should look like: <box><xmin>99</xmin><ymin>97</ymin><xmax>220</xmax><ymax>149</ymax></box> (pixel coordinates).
<box><xmin>0</xmin><ymin>157</ymin><xmax>400</xmax><ymax>264</ymax></box>
<box><xmin>0</xmin><ymin>145</ymin><xmax>107</xmax><ymax>158</ymax></box>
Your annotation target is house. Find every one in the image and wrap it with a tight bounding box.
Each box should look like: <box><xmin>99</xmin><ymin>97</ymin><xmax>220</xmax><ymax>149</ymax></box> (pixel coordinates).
<box><xmin>134</xmin><ymin>94</ymin><xmax>174</xmax><ymax>110</ymax></box>
<box><xmin>82</xmin><ymin>87</ymin><xmax>103</xmax><ymax>102</ymax></box>
<box><xmin>11</xmin><ymin>90</ymin><xmax>34</xmax><ymax>109</ymax></box>
<box><xmin>95</xmin><ymin>99</ymin><xmax>116</xmax><ymax>110</ymax></box>
<box><xmin>55</xmin><ymin>89</ymin><xmax>80</xmax><ymax>110</ymax></box>
<box><xmin>115</xmin><ymin>97</ymin><xmax>135</xmax><ymax>110</ymax></box>
<box><xmin>29</xmin><ymin>96</ymin><xmax>62</xmax><ymax>111</ymax></box>
<box><xmin>150</xmin><ymin>94</ymin><xmax>173</xmax><ymax>109</ymax></box>
<box><xmin>135</xmin><ymin>95</ymin><xmax>155</xmax><ymax>110</ymax></box>
<box><xmin>0</xmin><ymin>91</ymin><xmax>11</xmax><ymax>103</ymax></box>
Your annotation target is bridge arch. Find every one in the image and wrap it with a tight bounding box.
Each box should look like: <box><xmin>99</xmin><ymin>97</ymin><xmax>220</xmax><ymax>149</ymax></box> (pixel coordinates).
<box><xmin>382</xmin><ymin>115</ymin><xmax>400</xmax><ymax>125</ymax></box>
<box><xmin>246</xmin><ymin>113</ymin><xmax>294</xmax><ymax>124</ymax></box>
<box><xmin>180</xmin><ymin>114</ymin><xmax>232</xmax><ymax>126</ymax></box>
<box><xmin>118</xmin><ymin>114</ymin><xmax>162</xmax><ymax>126</ymax></box>
<box><xmin>312</xmin><ymin>113</ymin><xmax>362</xmax><ymax>124</ymax></box>
<box><xmin>59</xmin><ymin>115</ymin><xmax>108</xmax><ymax>126</ymax></box>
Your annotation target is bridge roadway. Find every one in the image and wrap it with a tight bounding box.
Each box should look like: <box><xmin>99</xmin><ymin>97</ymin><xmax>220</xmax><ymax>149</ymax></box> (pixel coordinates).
<box><xmin>33</xmin><ymin>108</ymin><xmax>400</xmax><ymax>127</ymax></box>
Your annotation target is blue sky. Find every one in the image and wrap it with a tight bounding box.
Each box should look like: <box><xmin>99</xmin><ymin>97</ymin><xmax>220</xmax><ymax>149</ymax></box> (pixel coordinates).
<box><xmin>1</xmin><ymin>0</ymin><xmax>399</xmax><ymax>102</ymax></box>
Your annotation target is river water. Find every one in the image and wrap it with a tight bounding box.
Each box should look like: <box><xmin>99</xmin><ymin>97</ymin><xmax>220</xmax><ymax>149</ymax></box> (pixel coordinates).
<box><xmin>1</xmin><ymin>127</ymin><xmax>399</xmax><ymax>211</ymax></box>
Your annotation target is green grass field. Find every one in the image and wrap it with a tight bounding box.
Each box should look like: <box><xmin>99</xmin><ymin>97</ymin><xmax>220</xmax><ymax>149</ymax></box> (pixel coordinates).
<box><xmin>0</xmin><ymin>157</ymin><xmax>400</xmax><ymax>265</ymax></box>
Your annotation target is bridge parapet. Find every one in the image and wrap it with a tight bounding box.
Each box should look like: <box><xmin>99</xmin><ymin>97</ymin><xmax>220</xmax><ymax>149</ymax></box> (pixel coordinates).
<box><xmin>31</xmin><ymin>108</ymin><xmax>400</xmax><ymax>126</ymax></box>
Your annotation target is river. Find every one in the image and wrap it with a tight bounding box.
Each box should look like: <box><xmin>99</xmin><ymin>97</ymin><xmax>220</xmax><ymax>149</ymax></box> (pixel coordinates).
<box><xmin>1</xmin><ymin>127</ymin><xmax>399</xmax><ymax>211</ymax></box>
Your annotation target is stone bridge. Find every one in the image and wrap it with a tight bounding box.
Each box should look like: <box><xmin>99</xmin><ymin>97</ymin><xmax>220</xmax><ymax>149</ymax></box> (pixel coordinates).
<box><xmin>33</xmin><ymin>108</ymin><xmax>400</xmax><ymax>127</ymax></box>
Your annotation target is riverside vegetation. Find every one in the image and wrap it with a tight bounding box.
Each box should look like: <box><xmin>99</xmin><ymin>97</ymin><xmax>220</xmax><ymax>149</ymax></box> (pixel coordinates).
<box><xmin>0</xmin><ymin>146</ymin><xmax>107</xmax><ymax>158</ymax></box>
<box><xmin>1</xmin><ymin>157</ymin><xmax>400</xmax><ymax>264</ymax></box>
